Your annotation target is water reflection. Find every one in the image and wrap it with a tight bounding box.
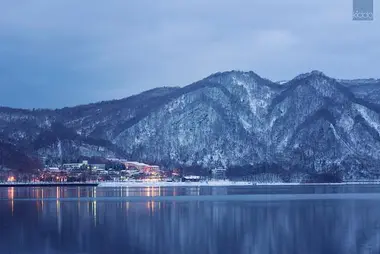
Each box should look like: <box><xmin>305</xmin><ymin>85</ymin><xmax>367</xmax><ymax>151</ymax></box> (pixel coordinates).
<box><xmin>5</xmin><ymin>185</ymin><xmax>380</xmax><ymax>200</ymax></box>
<box><xmin>1</xmin><ymin>187</ymin><xmax>380</xmax><ymax>254</ymax></box>
<box><xmin>92</xmin><ymin>188</ymin><xmax>97</xmax><ymax>226</ymax></box>
<box><xmin>8</xmin><ymin>187</ymin><xmax>14</xmax><ymax>215</ymax></box>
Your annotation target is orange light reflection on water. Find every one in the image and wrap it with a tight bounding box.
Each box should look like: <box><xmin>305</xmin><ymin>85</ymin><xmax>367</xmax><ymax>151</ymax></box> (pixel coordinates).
<box><xmin>144</xmin><ymin>186</ymin><xmax>162</xmax><ymax>212</ymax></box>
<box><xmin>8</xmin><ymin>187</ymin><xmax>14</xmax><ymax>215</ymax></box>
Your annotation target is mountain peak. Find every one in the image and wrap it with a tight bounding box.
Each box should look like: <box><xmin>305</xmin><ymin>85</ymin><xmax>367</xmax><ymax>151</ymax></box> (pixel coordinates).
<box><xmin>310</xmin><ymin>70</ymin><xmax>325</xmax><ymax>76</ymax></box>
<box><xmin>205</xmin><ymin>70</ymin><xmax>262</xmax><ymax>81</ymax></box>
<box><xmin>293</xmin><ymin>70</ymin><xmax>330</xmax><ymax>81</ymax></box>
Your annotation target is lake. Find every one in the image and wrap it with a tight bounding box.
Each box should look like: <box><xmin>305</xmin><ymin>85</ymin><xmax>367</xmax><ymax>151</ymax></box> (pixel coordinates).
<box><xmin>1</xmin><ymin>185</ymin><xmax>380</xmax><ymax>254</ymax></box>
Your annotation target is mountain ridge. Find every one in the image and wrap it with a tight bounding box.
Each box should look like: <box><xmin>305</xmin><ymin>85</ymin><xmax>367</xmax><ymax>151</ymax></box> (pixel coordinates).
<box><xmin>1</xmin><ymin>70</ymin><xmax>380</xmax><ymax>180</ymax></box>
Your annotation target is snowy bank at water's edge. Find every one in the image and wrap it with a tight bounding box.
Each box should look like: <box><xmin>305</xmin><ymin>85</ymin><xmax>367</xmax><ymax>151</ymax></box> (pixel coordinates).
<box><xmin>97</xmin><ymin>181</ymin><xmax>380</xmax><ymax>187</ymax></box>
<box><xmin>98</xmin><ymin>181</ymin><xmax>254</xmax><ymax>187</ymax></box>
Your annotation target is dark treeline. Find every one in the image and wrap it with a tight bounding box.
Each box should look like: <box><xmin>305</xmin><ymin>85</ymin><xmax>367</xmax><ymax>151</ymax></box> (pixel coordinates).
<box><xmin>0</xmin><ymin>141</ymin><xmax>42</xmax><ymax>172</ymax></box>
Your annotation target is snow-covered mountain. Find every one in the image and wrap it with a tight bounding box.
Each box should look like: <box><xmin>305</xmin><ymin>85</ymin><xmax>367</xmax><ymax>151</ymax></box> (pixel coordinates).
<box><xmin>1</xmin><ymin>70</ymin><xmax>380</xmax><ymax>179</ymax></box>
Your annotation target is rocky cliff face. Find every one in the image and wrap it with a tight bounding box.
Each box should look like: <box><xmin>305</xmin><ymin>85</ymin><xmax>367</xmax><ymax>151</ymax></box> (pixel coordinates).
<box><xmin>1</xmin><ymin>70</ymin><xmax>380</xmax><ymax>179</ymax></box>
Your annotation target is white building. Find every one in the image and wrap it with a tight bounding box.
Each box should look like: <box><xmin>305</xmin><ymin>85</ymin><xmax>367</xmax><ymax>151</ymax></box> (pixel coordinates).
<box><xmin>183</xmin><ymin>175</ymin><xmax>201</xmax><ymax>182</ymax></box>
<box><xmin>211</xmin><ymin>168</ymin><xmax>227</xmax><ymax>180</ymax></box>
<box><xmin>62</xmin><ymin>160</ymin><xmax>102</xmax><ymax>171</ymax></box>
<box><xmin>62</xmin><ymin>162</ymin><xmax>83</xmax><ymax>170</ymax></box>
<box><xmin>48</xmin><ymin>167</ymin><xmax>61</xmax><ymax>173</ymax></box>
<box><xmin>91</xmin><ymin>164</ymin><xmax>106</xmax><ymax>170</ymax></box>
<box><xmin>122</xmin><ymin>161</ymin><xmax>160</xmax><ymax>173</ymax></box>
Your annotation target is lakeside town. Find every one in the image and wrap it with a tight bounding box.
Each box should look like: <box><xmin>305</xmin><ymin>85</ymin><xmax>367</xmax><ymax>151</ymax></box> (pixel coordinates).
<box><xmin>0</xmin><ymin>158</ymin><xmax>228</xmax><ymax>184</ymax></box>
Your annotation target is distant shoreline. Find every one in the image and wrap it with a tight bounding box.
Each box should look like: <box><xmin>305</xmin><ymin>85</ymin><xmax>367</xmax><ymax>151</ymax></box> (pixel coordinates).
<box><xmin>2</xmin><ymin>181</ymin><xmax>380</xmax><ymax>188</ymax></box>
<box><xmin>97</xmin><ymin>181</ymin><xmax>380</xmax><ymax>188</ymax></box>
<box><xmin>98</xmin><ymin>180</ymin><xmax>253</xmax><ymax>187</ymax></box>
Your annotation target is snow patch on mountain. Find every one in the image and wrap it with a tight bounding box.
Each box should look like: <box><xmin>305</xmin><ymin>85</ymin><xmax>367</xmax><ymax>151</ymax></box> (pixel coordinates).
<box><xmin>239</xmin><ymin>116</ymin><xmax>252</xmax><ymax>131</ymax></box>
<box><xmin>355</xmin><ymin>104</ymin><xmax>380</xmax><ymax>135</ymax></box>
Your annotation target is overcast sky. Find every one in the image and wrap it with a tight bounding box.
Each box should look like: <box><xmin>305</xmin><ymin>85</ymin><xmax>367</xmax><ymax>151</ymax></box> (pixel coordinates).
<box><xmin>0</xmin><ymin>0</ymin><xmax>379</xmax><ymax>109</ymax></box>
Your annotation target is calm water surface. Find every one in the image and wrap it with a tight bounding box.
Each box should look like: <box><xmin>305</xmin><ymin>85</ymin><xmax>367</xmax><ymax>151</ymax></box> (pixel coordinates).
<box><xmin>1</xmin><ymin>185</ymin><xmax>380</xmax><ymax>254</ymax></box>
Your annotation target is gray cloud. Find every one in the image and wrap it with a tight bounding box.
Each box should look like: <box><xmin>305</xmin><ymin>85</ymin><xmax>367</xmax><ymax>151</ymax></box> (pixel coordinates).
<box><xmin>0</xmin><ymin>0</ymin><xmax>379</xmax><ymax>108</ymax></box>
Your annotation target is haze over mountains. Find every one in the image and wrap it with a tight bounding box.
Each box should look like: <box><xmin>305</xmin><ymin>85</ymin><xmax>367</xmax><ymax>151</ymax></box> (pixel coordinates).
<box><xmin>1</xmin><ymin>70</ymin><xmax>380</xmax><ymax>180</ymax></box>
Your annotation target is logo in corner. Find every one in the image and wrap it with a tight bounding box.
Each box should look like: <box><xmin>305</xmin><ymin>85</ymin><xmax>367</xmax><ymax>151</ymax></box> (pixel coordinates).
<box><xmin>353</xmin><ymin>0</ymin><xmax>374</xmax><ymax>21</ymax></box>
